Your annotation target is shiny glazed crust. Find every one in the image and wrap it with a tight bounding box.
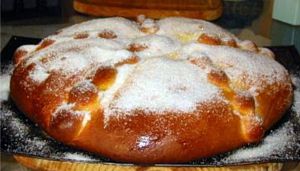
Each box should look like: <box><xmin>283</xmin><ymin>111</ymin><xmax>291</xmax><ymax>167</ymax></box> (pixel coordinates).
<box><xmin>10</xmin><ymin>16</ymin><xmax>293</xmax><ymax>163</ymax></box>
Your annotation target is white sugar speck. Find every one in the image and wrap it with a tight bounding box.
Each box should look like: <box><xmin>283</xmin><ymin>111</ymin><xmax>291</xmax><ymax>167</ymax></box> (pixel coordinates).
<box><xmin>223</xmin><ymin>122</ymin><xmax>296</xmax><ymax>162</ymax></box>
<box><xmin>63</xmin><ymin>152</ymin><xmax>95</xmax><ymax>161</ymax></box>
<box><xmin>0</xmin><ymin>64</ymin><xmax>14</xmax><ymax>102</ymax></box>
<box><xmin>0</xmin><ymin>74</ymin><xmax>11</xmax><ymax>102</ymax></box>
<box><xmin>28</xmin><ymin>65</ymin><xmax>49</xmax><ymax>83</ymax></box>
<box><xmin>291</xmin><ymin>74</ymin><xmax>300</xmax><ymax>119</ymax></box>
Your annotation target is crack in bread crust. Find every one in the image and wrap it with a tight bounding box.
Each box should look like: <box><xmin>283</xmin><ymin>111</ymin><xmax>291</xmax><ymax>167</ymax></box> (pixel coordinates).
<box><xmin>189</xmin><ymin>54</ymin><xmax>264</xmax><ymax>142</ymax></box>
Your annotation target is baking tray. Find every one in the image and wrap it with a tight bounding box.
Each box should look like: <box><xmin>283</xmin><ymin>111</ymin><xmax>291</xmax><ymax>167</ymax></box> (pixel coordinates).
<box><xmin>1</xmin><ymin>36</ymin><xmax>300</xmax><ymax>166</ymax></box>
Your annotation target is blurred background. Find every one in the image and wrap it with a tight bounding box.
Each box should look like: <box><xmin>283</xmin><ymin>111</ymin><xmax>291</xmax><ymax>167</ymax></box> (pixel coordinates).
<box><xmin>1</xmin><ymin>0</ymin><xmax>300</xmax><ymax>170</ymax></box>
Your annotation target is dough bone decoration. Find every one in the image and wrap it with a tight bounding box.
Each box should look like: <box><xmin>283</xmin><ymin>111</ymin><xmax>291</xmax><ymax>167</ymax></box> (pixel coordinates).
<box><xmin>10</xmin><ymin>15</ymin><xmax>293</xmax><ymax>163</ymax></box>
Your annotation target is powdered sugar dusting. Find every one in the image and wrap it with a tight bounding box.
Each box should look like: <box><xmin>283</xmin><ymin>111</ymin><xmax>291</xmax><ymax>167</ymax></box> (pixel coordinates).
<box><xmin>131</xmin><ymin>35</ymin><xmax>180</xmax><ymax>58</ymax></box>
<box><xmin>222</xmin><ymin>121</ymin><xmax>297</xmax><ymax>162</ymax></box>
<box><xmin>0</xmin><ymin>74</ymin><xmax>11</xmax><ymax>102</ymax></box>
<box><xmin>17</xmin><ymin>45</ymin><xmax>36</xmax><ymax>54</ymax></box>
<box><xmin>0</xmin><ymin>103</ymin><xmax>98</xmax><ymax>162</ymax></box>
<box><xmin>62</xmin><ymin>152</ymin><xmax>96</xmax><ymax>161</ymax></box>
<box><xmin>181</xmin><ymin>43</ymin><xmax>289</xmax><ymax>92</ymax></box>
<box><xmin>89</xmin><ymin>47</ymin><xmax>133</xmax><ymax>65</ymax></box>
<box><xmin>101</xmin><ymin>64</ymin><xmax>136</xmax><ymax>121</ymax></box>
<box><xmin>14</xmin><ymin>17</ymin><xmax>293</xmax><ymax>122</ymax></box>
<box><xmin>0</xmin><ymin>64</ymin><xmax>14</xmax><ymax>102</ymax></box>
<box><xmin>73</xmin><ymin>80</ymin><xmax>96</xmax><ymax>94</ymax></box>
<box><xmin>49</xmin><ymin>52</ymin><xmax>89</xmax><ymax>74</ymax></box>
<box><xmin>107</xmin><ymin>58</ymin><xmax>223</xmax><ymax>116</ymax></box>
<box><xmin>291</xmin><ymin>74</ymin><xmax>300</xmax><ymax>119</ymax></box>
<box><xmin>55</xmin><ymin>17</ymin><xmax>143</xmax><ymax>39</ymax></box>
<box><xmin>28</xmin><ymin>64</ymin><xmax>49</xmax><ymax>83</ymax></box>
<box><xmin>157</xmin><ymin>17</ymin><xmax>236</xmax><ymax>42</ymax></box>
<box><xmin>52</xmin><ymin>102</ymin><xmax>91</xmax><ymax>129</ymax></box>
<box><xmin>221</xmin><ymin>73</ymin><xmax>300</xmax><ymax>163</ymax></box>
<box><xmin>1</xmin><ymin>16</ymin><xmax>299</xmax><ymax>163</ymax></box>
<box><xmin>293</xmin><ymin>90</ymin><xmax>300</xmax><ymax>118</ymax></box>
<box><xmin>141</xmin><ymin>18</ymin><xmax>156</xmax><ymax>29</ymax></box>
<box><xmin>53</xmin><ymin>103</ymin><xmax>91</xmax><ymax>119</ymax></box>
<box><xmin>1</xmin><ymin>104</ymin><xmax>51</xmax><ymax>156</ymax></box>
<box><xmin>25</xmin><ymin>38</ymin><xmax>134</xmax><ymax>80</ymax></box>
<box><xmin>0</xmin><ymin>74</ymin><xmax>12</xmax><ymax>101</ymax></box>
<box><xmin>53</xmin><ymin>103</ymin><xmax>75</xmax><ymax>115</ymax></box>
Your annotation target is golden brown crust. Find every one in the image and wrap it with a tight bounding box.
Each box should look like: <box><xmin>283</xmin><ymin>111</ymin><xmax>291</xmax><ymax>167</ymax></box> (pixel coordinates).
<box><xmin>10</xmin><ymin>17</ymin><xmax>293</xmax><ymax>164</ymax></box>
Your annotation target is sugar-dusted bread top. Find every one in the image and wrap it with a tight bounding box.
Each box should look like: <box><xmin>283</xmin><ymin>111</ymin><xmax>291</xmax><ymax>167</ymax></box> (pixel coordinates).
<box><xmin>10</xmin><ymin>16</ymin><xmax>292</xmax><ymax>163</ymax></box>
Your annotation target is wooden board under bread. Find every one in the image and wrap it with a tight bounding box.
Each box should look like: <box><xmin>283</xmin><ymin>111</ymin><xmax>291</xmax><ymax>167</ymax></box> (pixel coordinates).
<box><xmin>73</xmin><ymin>0</ymin><xmax>223</xmax><ymax>20</ymax></box>
<box><xmin>14</xmin><ymin>155</ymin><xmax>283</xmax><ymax>171</ymax></box>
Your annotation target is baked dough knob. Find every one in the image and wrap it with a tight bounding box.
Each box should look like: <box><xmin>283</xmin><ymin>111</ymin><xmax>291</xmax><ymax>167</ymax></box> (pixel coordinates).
<box><xmin>140</xmin><ymin>25</ymin><xmax>159</xmax><ymax>34</ymax></box>
<box><xmin>92</xmin><ymin>67</ymin><xmax>117</xmax><ymax>91</ymax></box>
<box><xmin>74</xmin><ymin>32</ymin><xmax>89</xmax><ymax>39</ymax></box>
<box><xmin>139</xmin><ymin>17</ymin><xmax>159</xmax><ymax>34</ymax></box>
<box><xmin>49</xmin><ymin>81</ymin><xmax>98</xmax><ymax>142</ymax></box>
<box><xmin>197</xmin><ymin>33</ymin><xmax>221</xmax><ymax>45</ymax></box>
<box><xmin>98</xmin><ymin>30</ymin><xmax>117</xmax><ymax>39</ymax></box>
<box><xmin>188</xmin><ymin>56</ymin><xmax>212</xmax><ymax>69</ymax></box>
<box><xmin>240</xmin><ymin>114</ymin><xmax>264</xmax><ymax>143</ymax></box>
<box><xmin>238</xmin><ymin>40</ymin><xmax>258</xmax><ymax>52</ymax></box>
<box><xmin>207</xmin><ymin>69</ymin><xmax>229</xmax><ymax>88</ymax></box>
<box><xmin>222</xmin><ymin>39</ymin><xmax>238</xmax><ymax>48</ymax></box>
<box><xmin>13</xmin><ymin>48</ymin><xmax>29</xmax><ymax>65</ymax></box>
<box><xmin>232</xmin><ymin>93</ymin><xmax>255</xmax><ymax>115</ymax></box>
<box><xmin>127</xmin><ymin>43</ymin><xmax>148</xmax><ymax>52</ymax></box>
<box><xmin>258</xmin><ymin>48</ymin><xmax>275</xmax><ymax>59</ymax></box>
<box><xmin>68</xmin><ymin>80</ymin><xmax>99</xmax><ymax>110</ymax></box>
<box><xmin>49</xmin><ymin>104</ymin><xmax>91</xmax><ymax>142</ymax></box>
<box><xmin>207</xmin><ymin>68</ymin><xmax>264</xmax><ymax>142</ymax></box>
<box><xmin>115</xmin><ymin>55</ymin><xmax>140</xmax><ymax>66</ymax></box>
<box><xmin>232</xmin><ymin>93</ymin><xmax>264</xmax><ymax>142</ymax></box>
<box><xmin>35</xmin><ymin>39</ymin><xmax>55</xmax><ymax>51</ymax></box>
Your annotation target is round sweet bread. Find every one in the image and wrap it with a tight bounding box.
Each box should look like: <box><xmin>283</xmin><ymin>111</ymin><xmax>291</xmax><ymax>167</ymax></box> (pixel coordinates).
<box><xmin>10</xmin><ymin>16</ymin><xmax>293</xmax><ymax>163</ymax></box>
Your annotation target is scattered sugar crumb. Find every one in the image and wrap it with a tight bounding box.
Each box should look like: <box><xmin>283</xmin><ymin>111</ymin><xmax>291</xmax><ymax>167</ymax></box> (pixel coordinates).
<box><xmin>0</xmin><ymin>104</ymin><xmax>51</xmax><ymax>155</ymax></box>
<box><xmin>0</xmin><ymin>74</ymin><xmax>11</xmax><ymax>102</ymax></box>
<box><xmin>28</xmin><ymin>65</ymin><xmax>49</xmax><ymax>83</ymax></box>
<box><xmin>291</xmin><ymin>73</ymin><xmax>300</xmax><ymax>119</ymax></box>
<box><xmin>222</xmin><ymin>73</ymin><xmax>300</xmax><ymax>163</ymax></box>
<box><xmin>222</xmin><ymin>121</ymin><xmax>297</xmax><ymax>162</ymax></box>
<box><xmin>131</xmin><ymin>34</ymin><xmax>180</xmax><ymax>58</ymax></box>
<box><xmin>1</xmin><ymin>103</ymin><xmax>95</xmax><ymax>161</ymax></box>
<box><xmin>141</xmin><ymin>18</ymin><xmax>156</xmax><ymax>28</ymax></box>
<box><xmin>63</xmin><ymin>152</ymin><xmax>96</xmax><ymax>161</ymax></box>
<box><xmin>0</xmin><ymin>64</ymin><xmax>14</xmax><ymax>102</ymax></box>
